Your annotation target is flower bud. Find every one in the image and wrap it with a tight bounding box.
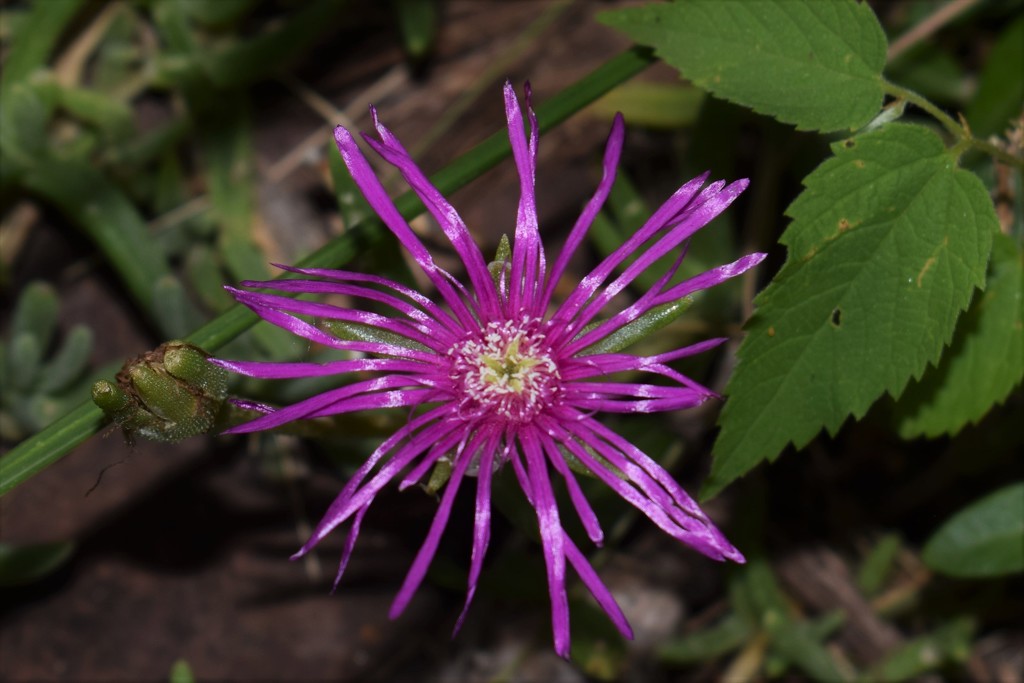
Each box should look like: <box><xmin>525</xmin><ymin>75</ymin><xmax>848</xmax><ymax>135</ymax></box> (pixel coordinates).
<box><xmin>91</xmin><ymin>341</ymin><xmax>227</xmax><ymax>443</ymax></box>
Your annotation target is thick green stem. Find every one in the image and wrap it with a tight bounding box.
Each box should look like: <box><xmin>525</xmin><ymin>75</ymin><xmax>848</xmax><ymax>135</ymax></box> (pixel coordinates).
<box><xmin>0</xmin><ymin>46</ymin><xmax>656</xmax><ymax>497</ymax></box>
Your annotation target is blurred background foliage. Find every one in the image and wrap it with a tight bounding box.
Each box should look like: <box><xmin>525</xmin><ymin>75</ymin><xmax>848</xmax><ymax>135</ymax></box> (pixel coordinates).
<box><xmin>0</xmin><ymin>1</ymin><xmax>1021</xmax><ymax>681</ymax></box>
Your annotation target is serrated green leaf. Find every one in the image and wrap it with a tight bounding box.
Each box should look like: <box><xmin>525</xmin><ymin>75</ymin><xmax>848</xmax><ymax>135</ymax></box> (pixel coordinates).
<box><xmin>708</xmin><ymin>124</ymin><xmax>996</xmax><ymax>498</ymax></box>
<box><xmin>599</xmin><ymin>0</ymin><xmax>886</xmax><ymax>132</ymax></box>
<box><xmin>922</xmin><ymin>483</ymin><xmax>1024</xmax><ymax>578</ymax></box>
<box><xmin>895</xmin><ymin>232</ymin><xmax>1023</xmax><ymax>438</ymax></box>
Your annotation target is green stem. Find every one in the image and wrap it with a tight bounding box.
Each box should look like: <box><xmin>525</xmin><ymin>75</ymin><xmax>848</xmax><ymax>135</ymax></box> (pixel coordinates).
<box><xmin>881</xmin><ymin>79</ymin><xmax>964</xmax><ymax>138</ymax></box>
<box><xmin>968</xmin><ymin>137</ymin><xmax>1024</xmax><ymax>170</ymax></box>
<box><xmin>881</xmin><ymin>79</ymin><xmax>1023</xmax><ymax>169</ymax></box>
<box><xmin>0</xmin><ymin>46</ymin><xmax>657</xmax><ymax>497</ymax></box>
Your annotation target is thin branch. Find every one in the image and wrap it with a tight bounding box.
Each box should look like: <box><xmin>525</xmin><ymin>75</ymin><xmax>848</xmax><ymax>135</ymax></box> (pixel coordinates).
<box><xmin>887</xmin><ymin>0</ymin><xmax>982</xmax><ymax>62</ymax></box>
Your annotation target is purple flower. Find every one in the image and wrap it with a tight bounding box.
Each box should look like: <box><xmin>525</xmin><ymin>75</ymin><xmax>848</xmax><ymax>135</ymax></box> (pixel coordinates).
<box><xmin>214</xmin><ymin>82</ymin><xmax>764</xmax><ymax>656</ymax></box>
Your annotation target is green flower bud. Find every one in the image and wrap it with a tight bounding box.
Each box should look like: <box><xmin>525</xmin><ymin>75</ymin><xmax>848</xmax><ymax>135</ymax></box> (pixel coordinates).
<box><xmin>91</xmin><ymin>341</ymin><xmax>228</xmax><ymax>443</ymax></box>
<box><xmin>488</xmin><ymin>234</ymin><xmax>512</xmax><ymax>289</ymax></box>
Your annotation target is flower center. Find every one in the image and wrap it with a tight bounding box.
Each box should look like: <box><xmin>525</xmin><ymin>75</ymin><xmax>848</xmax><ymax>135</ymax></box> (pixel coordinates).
<box><xmin>448</xmin><ymin>319</ymin><xmax>560</xmax><ymax>423</ymax></box>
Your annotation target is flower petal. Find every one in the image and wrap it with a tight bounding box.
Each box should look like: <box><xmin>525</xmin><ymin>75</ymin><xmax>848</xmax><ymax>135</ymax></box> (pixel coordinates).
<box><xmin>517</xmin><ymin>427</ymin><xmax>570</xmax><ymax>658</ymax></box>
<box><xmin>389</xmin><ymin>427</ymin><xmax>492</xmax><ymax>619</ymax></box>
<box><xmin>333</xmin><ymin>125</ymin><xmax>477</xmax><ymax>328</ymax></box>
<box><xmin>363</xmin><ymin>110</ymin><xmax>500</xmax><ymax>319</ymax></box>
<box><xmin>542</xmin><ymin>113</ymin><xmax>625</xmax><ymax>312</ymax></box>
<box><xmin>453</xmin><ymin>428</ymin><xmax>501</xmax><ymax>634</ymax></box>
<box><xmin>503</xmin><ymin>81</ymin><xmax>545</xmax><ymax>315</ymax></box>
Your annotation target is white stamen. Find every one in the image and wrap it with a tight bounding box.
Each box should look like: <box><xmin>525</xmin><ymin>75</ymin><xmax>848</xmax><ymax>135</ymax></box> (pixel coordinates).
<box><xmin>447</xmin><ymin>319</ymin><xmax>560</xmax><ymax>423</ymax></box>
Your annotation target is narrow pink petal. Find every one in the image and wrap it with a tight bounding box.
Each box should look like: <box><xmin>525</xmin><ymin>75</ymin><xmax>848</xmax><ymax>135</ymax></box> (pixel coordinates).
<box><xmin>453</xmin><ymin>428</ymin><xmax>500</xmax><ymax>634</ymax></box>
<box><xmin>542</xmin><ymin>113</ymin><xmax>624</xmax><ymax>312</ymax></box>
<box><xmin>563</xmin><ymin>533</ymin><xmax>633</xmax><ymax>640</ymax></box>
<box><xmin>210</xmin><ymin>357</ymin><xmax>430</xmax><ymax>379</ymax></box>
<box><xmin>575</xmin><ymin>416</ymin><xmax>744</xmax><ymax>562</ymax></box>
<box><xmin>333</xmin><ymin>125</ymin><xmax>478</xmax><ymax>328</ymax></box>
<box><xmin>562</xmin><ymin>247</ymin><xmax>687</xmax><ymax>357</ymax></box>
<box><xmin>363</xmin><ymin>111</ymin><xmax>499</xmax><ymax>319</ymax></box>
<box><xmin>389</xmin><ymin>426</ymin><xmax>490</xmax><ymax>619</ymax></box>
<box><xmin>224</xmin><ymin>381</ymin><xmax>433</xmax><ymax>434</ymax></box>
<box><xmin>269</xmin><ymin>264</ymin><xmax>464</xmax><ymax>335</ymax></box>
<box><xmin>562</xmin><ymin>354</ymin><xmax>715</xmax><ymax>397</ymax></box>
<box><xmin>571</xmin><ymin>395</ymin><xmax>710</xmax><ymax>413</ymax></box>
<box><xmin>544</xmin><ymin>414</ymin><xmax>724</xmax><ymax>554</ymax></box>
<box><xmin>503</xmin><ymin>81</ymin><xmax>543</xmax><ymax>315</ymax></box>
<box><xmin>293</xmin><ymin>410</ymin><xmax>463</xmax><ymax>557</ymax></box>
<box><xmin>552</xmin><ymin>172</ymin><xmax>710</xmax><ymax>333</ymax></box>
<box><xmin>651</xmin><ymin>252</ymin><xmax>768</xmax><ymax>306</ymax></box>
<box><xmin>541</xmin><ymin>433</ymin><xmax>604</xmax><ymax>546</ymax></box>
<box><xmin>329</xmin><ymin>503</ymin><xmax>369</xmax><ymax>593</ymax></box>
<box><xmin>230</xmin><ymin>295</ymin><xmax>439</xmax><ymax>361</ymax></box>
<box><xmin>562</xmin><ymin>179</ymin><xmax>749</xmax><ymax>339</ymax></box>
<box><xmin>649</xmin><ymin>337</ymin><xmax>729</xmax><ymax>363</ymax></box>
<box><xmin>517</xmin><ymin>427</ymin><xmax>570</xmax><ymax>658</ymax></box>
<box><xmin>229</xmin><ymin>288</ymin><xmax>441</xmax><ymax>349</ymax></box>
<box><xmin>241</xmin><ymin>275</ymin><xmax>450</xmax><ymax>332</ymax></box>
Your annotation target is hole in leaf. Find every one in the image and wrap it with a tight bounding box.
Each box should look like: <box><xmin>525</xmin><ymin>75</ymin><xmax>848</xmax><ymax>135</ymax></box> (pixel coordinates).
<box><xmin>830</xmin><ymin>308</ymin><xmax>842</xmax><ymax>327</ymax></box>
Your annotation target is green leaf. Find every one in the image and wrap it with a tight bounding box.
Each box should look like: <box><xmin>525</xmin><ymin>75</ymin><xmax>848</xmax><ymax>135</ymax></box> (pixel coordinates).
<box><xmin>202</xmin><ymin>0</ymin><xmax>348</xmax><ymax>87</ymax></box>
<box><xmin>857</xmin><ymin>533</ymin><xmax>902</xmax><ymax>596</ymax></box>
<box><xmin>394</xmin><ymin>0</ymin><xmax>439</xmax><ymax>61</ymax></box>
<box><xmin>168</xmin><ymin>658</ymin><xmax>196</xmax><ymax>683</ymax></box>
<box><xmin>152</xmin><ymin>276</ymin><xmax>207</xmax><ymax>340</ymax></box>
<box><xmin>922</xmin><ymin>483</ymin><xmax>1024</xmax><ymax>578</ymax></box>
<box><xmin>0</xmin><ymin>541</ymin><xmax>75</xmax><ymax>586</ymax></box>
<box><xmin>579</xmin><ymin>297</ymin><xmax>694</xmax><ymax>356</ymax></box>
<box><xmin>708</xmin><ymin>124</ymin><xmax>997</xmax><ymax>498</ymax></box>
<box><xmin>38</xmin><ymin>326</ymin><xmax>94</xmax><ymax>395</ymax></box>
<box><xmin>0</xmin><ymin>82</ymin><xmax>52</xmax><ymax>171</ymax></box>
<box><xmin>55</xmin><ymin>85</ymin><xmax>134</xmax><ymax>137</ymax></box>
<box><xmin>590</xmin><ymin>81</ymin><xmax>705</xmax><ymax>130</ymax></box>
<box><xmin>0</xmin><ymin>0</ymin><xmax>84</xmax><ymax>88</ymax></box>
<box><xmin>183</xmin><ymin>0</ymin><xmax>258</xmax><ymax>27</ymax></box>
<box><xmin>869</xmin><ymin>617</ymin><xmax>975</xmax><ymax>682</ymax></box>
<box><xmin>11</xmin><ymin>281</ymin><xmax>59</xmax><ymax>349</ymax></box>
<box><xmin>895</xmin><ymin>232</ymin><xmax>1023</xmax><ymax>438</ymax></box>
<box><xmin>599</xmin><ymin>0</ymin><xmax>887</xmax><ymax>132</ymax></box>
<box><xmin>21</xmin><ymin>160</ymin><xmax>177</xmax><ymax>328</ymax></box>
<box><xmin>767</xmin><ymin>610</ymin><xmax>851</xmax><ymax>682</ymax></box>
<box><xmin>965</xmin><ymin>16</ymin><xmax>1024</xmax><ymax>138</ymax></box>
<box><xmin>658</xmin><ymin>613</ymin><xmax>752</xmax><ymax>664</ymax></box>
